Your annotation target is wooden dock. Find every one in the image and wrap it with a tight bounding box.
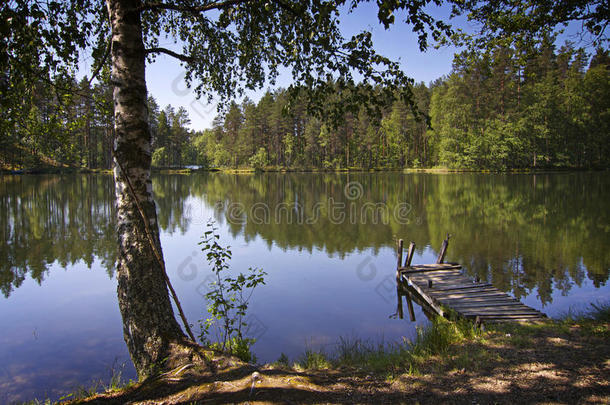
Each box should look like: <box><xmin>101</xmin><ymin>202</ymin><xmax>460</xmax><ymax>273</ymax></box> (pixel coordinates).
<box><xmin>394</xmin><ymin>236</ymin><xmax>546</xmax><ymax>324</ymax></box>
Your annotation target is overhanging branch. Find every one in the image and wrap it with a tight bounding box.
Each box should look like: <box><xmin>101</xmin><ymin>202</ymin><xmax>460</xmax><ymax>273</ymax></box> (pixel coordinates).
<box><xmin>140</xmin><ymin>0</ymin><xmax>249</xmax><ymax>14</ymax></box>
<box><xmin>146</xmin><ymin>47</ymin><xmax>194</xmax><ymax>63</ymax></box>
<box><xmin>88</xmin><ymin>40</ymin><xmax>112</xmax><ymax>86</ymax></box>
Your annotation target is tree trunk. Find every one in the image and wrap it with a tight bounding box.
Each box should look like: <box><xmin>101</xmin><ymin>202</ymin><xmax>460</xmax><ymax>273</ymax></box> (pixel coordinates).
<box><xmin>106</xmin><ymin>0</ymin><xmax>187</xmax><ymax>379</ymax></box>
<box><xmin>500</xmin><ymin>75</ymin><xmax>504</xmax><ymax>116</ymax></box>
<box><xmin>85</xmin><ymin>98</ymin><xmax>92</xmax><ymax>168</ymax></box>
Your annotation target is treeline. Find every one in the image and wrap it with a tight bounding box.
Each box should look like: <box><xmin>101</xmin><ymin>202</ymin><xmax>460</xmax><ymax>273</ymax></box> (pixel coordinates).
<box><xmin>201</xmin><ymin>43</ymin><xmax>609</xmax><ymax>170</ymax></box>
<box><xmin>431</xmin><ymin>42</ymin><xmax>610</xmax><ymax>169</ymax></box>
<box><xmin>194</xmin><ymin>84</ymin><xmax>431</xmax><ymax>169</ymax></box>
<box><xmin>0</xmin><ymin>68</ymin><xmax>195</xmax><ymax>170</ymax></box>
<box><xmin>2</xmin><ymin>43</ymin><xmax>608</xmax><ymax>171</ymax></box>
<box><xmin>0</xmin><ymin>72</ymin><xmax>115</xmax><ymax>169</ymax></box>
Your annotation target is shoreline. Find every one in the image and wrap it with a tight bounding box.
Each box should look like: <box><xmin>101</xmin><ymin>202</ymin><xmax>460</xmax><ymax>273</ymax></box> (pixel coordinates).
<box><xmin>2</xmin><ymin>165</ymin><xmax>608</xmax><ymax>176</ymax></box>
<box><xmin>71</xmin><ymin>315</ymin><xmax>609</xmax><ymax>404</ymax></box>
<box><xmin>18</xmin><ymin>306</ymin><xmax>608</xmax><ymax>404</ymax></box>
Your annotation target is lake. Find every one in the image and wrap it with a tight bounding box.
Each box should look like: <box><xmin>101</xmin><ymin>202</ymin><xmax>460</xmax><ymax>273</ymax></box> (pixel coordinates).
<box><xmin>1</xmin><ymin>172</ymin><xmax>608</xmax><ymax>403</ymax></box>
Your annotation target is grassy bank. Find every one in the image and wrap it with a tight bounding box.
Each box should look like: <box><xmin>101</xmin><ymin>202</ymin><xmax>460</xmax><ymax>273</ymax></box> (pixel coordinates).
<box><xmin>290</xmin><ymin>317</ymin><xmax>482</xmax><ymax>377</ymax></box>
<box><xmin>22</xmin><ymin>302</ymin><xmax>605</xmax><ymax>404</ymax></box>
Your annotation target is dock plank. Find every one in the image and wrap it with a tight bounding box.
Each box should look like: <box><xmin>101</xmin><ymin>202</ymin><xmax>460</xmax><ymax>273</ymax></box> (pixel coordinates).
<box><xmin>458</xmin><ymin>308</ymin><xmax>542</xmax><ymax>316</ymax></box>
<box><xmin>429</xmin><ymin>293</ymin><xmax>512</xmax><ymax>301</ymax></box>
<box><xmin>448</xmin><ymin>302</ymin><xmax>525</xmax><ymax>310</ymax></box>
<box><xmin>408</xmin><ymin>277</ymin><xmax>473</xmax><ymax>284</ymax></box>
<box><xmin>423</xmin><ymin>283</ymin><xmax>494</xmax><ymax>292</ymax></box>
<box><xmin>428</xmin><ymin>287</ymin><xmax>500</xmax><ymax>296</ymax></box>
<box><xmin>400</xmin><ymin>269</ymin><xmax>463</xmax><ymax>276</ymax></box>
<box><xmin>438</xmin><ymin>297</ymin><xmax>519</xmax><ymax>304</ymax></box>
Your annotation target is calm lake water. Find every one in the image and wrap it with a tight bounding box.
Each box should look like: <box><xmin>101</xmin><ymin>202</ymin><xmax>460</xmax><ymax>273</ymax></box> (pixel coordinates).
<box><xmin>1</xmin><ymin>172</ymin><xmax>609</xmax><ymax>403</ymax></box>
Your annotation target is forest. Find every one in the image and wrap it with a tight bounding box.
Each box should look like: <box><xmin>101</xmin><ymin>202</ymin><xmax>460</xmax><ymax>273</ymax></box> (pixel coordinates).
<box><xmin>1</xmin><ymin>42</ymin><xmax>608</xmax><ymax>171</ymax></box>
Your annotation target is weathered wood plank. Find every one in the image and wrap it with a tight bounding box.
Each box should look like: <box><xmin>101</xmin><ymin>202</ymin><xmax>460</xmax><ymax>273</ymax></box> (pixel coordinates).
<box><xmin>481</xmin><ymin>317</ymin><xmax>547</xmax><ymax>323</ymax></box>
<box><xmin>412</xmin><ymin>282</ymin><xmax>488</xmax><ymax>290</ymax></box>
<box><xmin>404</xmin><ymin>242</ymin><xmax>416</xmax><ymax>267</ymax></box>
<box><xmin>396</xmin><ymin>286</ymin><xmax>404</xmax><ymax>319</ymax></box>
<box><xmin>429</xmin><ymin>293</ymin><xmax>513</xmax><ymax>302</ymax></box>
<box><xmin>412</xmin><ymin>280</ymin><xmax>475</xmax><ymax>288</ymax></box>
<box><xmin>400</xmin><ymin>267</ymin><xmax>462</xmax><ymax>275</ymax></box>
<box><xmin>467</xmin><ymin>312</ymin><xmax>544</xmax><ymax>318</ymax></box>
<box><xmin>420</xmin><ymin>283</ymin><xmax>494</xmax><ymax>292</ymax></box>
<box><xmin>410</xmin><ymin>263</ymin><xmax>461</xmax><ymax>268</ymax></box>
<box><xmin>448</xmin><ymin>301</ymin><xmax>525</xmax><ymax>310</ymax></box>
<box><xmin>437</xmin><ymin>297</ymin><xmax>519</xmax><ymax>304</ymax></box>
<box><xmin>400</xmin><ymin>270</ymin><xmax>462</xmax><ymax>278</ymax></box>
<box><xmin>403</xmin><ymin>269</ymin><xmax>472</xmax><ymax>280</ymax></box>
<box><xmin>429</xmin><ymin>290</ymin><xmax>511</xmax><ymax>297</ymax></box>
<box><xmin>400</xmin><ymin>264</ymin><xmax>462</xmax><ymax>271</ymax></box>
<box><xmin>409</xmin><ymin>279</ymin><xmax>472</xmax><ymax>286</ymax></box>
<box><xmin>405</xmin><ymin>292</ymin><xmax>416</xmax><ymax>322</ymax></box>
<box><xmin>474</xmin><ymin>318</ymin><xmax>546</xmax><ymax>323</ymax></box>
<box><xmin>406</xmin><ymin>273</ymin><xmax>473</xmax><ymax>284</ymax></box>
<box><xmin>443</xmin><ymin>301</ymin><xmax>529</xmax><ymax>310</ymax></box>
<box><xmin>402</xmin><ymin>273</ymin><xmax>464</xmax><ymax>281</ymax></box>
<box><xmin>436</xmin><ymin>233</ymin><xmax>450</xmax><ymax>264</ymax></box>
<box><xmin>405</xmin><ymin>286</ymin><xmax>438</xmax><ymax>318</ymax></box>
<box><xmin>458</xmin><ymin>308</ymin><xmax>542</xmax><ymax>316</ymax></box>
<box><xmin>441</xmin><ymin>302</ymin><xmax>520</xmax><ymax>309</ymax></box>
<box><xmin>428</xmin><ymin>287</ymin><xmax>499</xmax><ymax>296</ymax></box>
<box><xmin>396</xmin><ymin>239</ymin><xmax>404</xmax><ymax>270</ymax></box>
<box><xmin>409</xmin><ymin>279</ymin><xmax>475</xmax><ymax>287</ymax></box>
<box><xmin>404</xmin><ymin>278</ymin><xmax>444</xmax><ymax>316</ymax></box>
<box><xmin>431</xmin><ymin>292</ymin><xmax>506</xmax><ymax>305</ymax></box>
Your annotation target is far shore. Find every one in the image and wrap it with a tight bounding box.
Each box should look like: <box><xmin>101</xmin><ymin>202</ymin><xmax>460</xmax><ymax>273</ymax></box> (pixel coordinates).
<box><xmin>2</xmin><ymin>165</ymin><xmax>608</xmax><ymax>176</ymax></box>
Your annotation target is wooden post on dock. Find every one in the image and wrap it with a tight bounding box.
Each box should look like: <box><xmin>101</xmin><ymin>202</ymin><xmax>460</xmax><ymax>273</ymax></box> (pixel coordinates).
<box><xmin>405</xmin><ymin>290</ymin><xmax>416</xmax><ymax>322</ymax></box>
<box><xmin>436</xmin><ymin>233</ymin><xmax>451</xmax><ymax>264</ymax></box>
<box><xmin>396</xmin><ymin>285</ymin><xmax>404</xmax><ymax>319</ymax></box>
<box><xmin>404</xmin><ymin>241</ymin><xmax>416</xmax><ymax>267</ymax></box>
<box><xmin>396</xmin><ymin>238</ymin><xmax>404</xmax><ymax>283</ymax></box>
<box><xmin>396</xmin><ymin>239</ymin><xmax>404</xmax><ymax>319</ymax></box>
<box><xmin>396</xmin><ymin>239</ymin><xmax>404</xmax><ymax>273</ymax></box>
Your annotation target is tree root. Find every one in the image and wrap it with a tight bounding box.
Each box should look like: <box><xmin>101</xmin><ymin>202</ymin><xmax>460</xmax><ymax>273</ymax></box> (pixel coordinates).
<box><xmin>163</xmin><ymin>338</ymin><xmax>253</xmax><ymax>380</ymax></box>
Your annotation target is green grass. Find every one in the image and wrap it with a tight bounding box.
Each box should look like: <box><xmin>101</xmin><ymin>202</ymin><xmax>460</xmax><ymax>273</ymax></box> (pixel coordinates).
<box><xmin>559</xmin><ymin>301</ymin><xmax>610</xmax><ymax>322</ymax></box>
<box><xmin>552</xmin><ymin>301</ymin><xmax>610</xmax><ymax>338</ymax></box>
<box><xmin>272</xmin><ymin>352</ymin><xmax>290</xmax><ymax>367</ymax></box>
<box><xmin>286</xmin><ymin>304</ymin><xmax>609</xmax><ymax>377</ymax></box>
<box><xmin>287</xmin><ymin>317</ymin><xmax>484</xmax><ymax>377</ymax></box>
<box><xmin>486</xmin><ymin>301</ymin><xmax>610</xmax><ymax>345</ymax></box>
<box><xmin>294</xmin><ymin>350</ymin><xmax>333</xmax><ymax>370</ymax></box>
<box><xmin>286</xmin><ymin>304</ymin><xmax>608</xmax><ymax>378</ymax></box>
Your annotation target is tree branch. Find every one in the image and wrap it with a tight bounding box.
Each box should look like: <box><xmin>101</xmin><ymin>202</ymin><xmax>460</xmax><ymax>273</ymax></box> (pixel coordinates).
<box><xmin>88</xmin><ymin>40</ymin><xmax>111</xmax><ymax>86</ymax></box>
<box><xmin>146</xmin><ymin>47</ymin><xmax>194</xmax><ymax>63</ymax></box>
<box><xmin>140</xmin><ymin>0</ymin><xmax>249</xmax><ymax>14</ymax></box>
<box><xmin>271</xmin><ymin>0</ymin><xmax>301</xmax><ymax>18</ymax></box>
